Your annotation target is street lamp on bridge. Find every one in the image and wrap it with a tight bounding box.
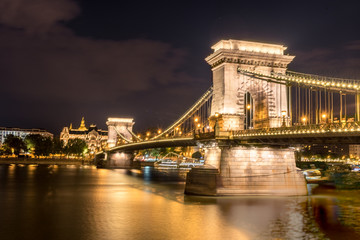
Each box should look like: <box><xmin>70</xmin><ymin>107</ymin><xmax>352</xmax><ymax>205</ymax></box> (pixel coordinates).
<box><xmin>302</xmin><ymin>117</ymin><xmax>307</xmax><ymax>125</ymax></box>
<box><xmin>281</xmin><ymin>110</ymin><xmax>287</xmax><ymax>127</ymax></box>
<box><xmin>322</xmin><ymin>113</ymin><xmax>327</xmax><ymax>123</ymax></box>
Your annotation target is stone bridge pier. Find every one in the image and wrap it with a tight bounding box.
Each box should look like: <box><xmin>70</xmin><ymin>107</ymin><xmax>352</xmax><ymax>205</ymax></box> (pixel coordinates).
<box><xmin>185</xmin><ymin>142</ymin><xmax>307</xmax><ymax>196</ymax></box>
<box><xmin>95</xmin><ymin>150</ymin><xmax>135</xmax><ymax>168</ymax></box>
<box><xmin>106</xmin><ymin>150</ymin><xmax>134</xmax><ymax>168</ymax></box>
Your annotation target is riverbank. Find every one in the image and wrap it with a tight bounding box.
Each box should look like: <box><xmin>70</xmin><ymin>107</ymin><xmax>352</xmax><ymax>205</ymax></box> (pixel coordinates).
<box><xmin>0</xmin><ymin>157</ymin><xmax>93</xmax><ymax>165</ymax></box>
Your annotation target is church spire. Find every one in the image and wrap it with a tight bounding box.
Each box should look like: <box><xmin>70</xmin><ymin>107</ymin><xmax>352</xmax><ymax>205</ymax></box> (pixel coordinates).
<box><xmin>78</xmin><ymin>117</ymin><xmax>88</xmax><ymax>131</ymax></box>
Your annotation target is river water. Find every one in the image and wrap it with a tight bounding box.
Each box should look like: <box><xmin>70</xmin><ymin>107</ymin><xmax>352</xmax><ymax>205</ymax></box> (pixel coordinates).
<box><xmin>1</xmin><ymin>165</ymin><xmax>360</xmax><ymax>240</ymax></box>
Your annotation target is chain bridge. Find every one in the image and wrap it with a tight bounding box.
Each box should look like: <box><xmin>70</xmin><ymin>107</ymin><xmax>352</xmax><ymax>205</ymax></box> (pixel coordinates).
<box><xmin>98</xmin><ymin>39</ymin><xmax>360</xmax><ymax>196</ymax></box>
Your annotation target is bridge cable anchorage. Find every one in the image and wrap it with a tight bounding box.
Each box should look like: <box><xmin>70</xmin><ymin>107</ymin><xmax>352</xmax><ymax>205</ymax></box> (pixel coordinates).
<box><xmin>113</xmin><ymin>127</ymin><xmax>133</xmax><ymax>143</ymax></box>
<box><xmin>239</xmin><ymin>69</ymin><xmax>360</xmax><ymax>93</ymax></box>
<box><xmin>151</xmin><ymin>86</ymin><xmax>213</xmax><ymax>140</ymax></box>
<box><xmin>126</xmin><ymin>127</ymin><xmax>142</xmax><ymax>141</ymax></box>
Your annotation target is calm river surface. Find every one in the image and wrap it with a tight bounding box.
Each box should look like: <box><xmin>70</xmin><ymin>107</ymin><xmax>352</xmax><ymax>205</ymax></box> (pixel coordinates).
<box><xmin>1</xmin><ymin>165</ymin><xmax>360</xmax><ymax>240</ymax></box>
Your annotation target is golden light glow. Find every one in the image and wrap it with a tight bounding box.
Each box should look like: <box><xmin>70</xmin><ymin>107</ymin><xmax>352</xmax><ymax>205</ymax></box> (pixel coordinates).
<box><xmin>137</xmin><ymin>134</ymin><xmax>141</xmax><ymax>138</ymax></box>
<box><xmin>215</xmin><ymin>112</ymin><xmax>219</xmax><ymax>118</ymax></box>
<box><xmin>157</xmin><ymin>129</ymin><xmax>162</xmax><ymax>134</ymax></box>
<box><xmin>194</xmin><ymin>117</ymin><xmax>199</xmax><ymax>122</ymax></box>
<box><xmin>146</xmin><ymin>132</ymin><xmax>150</xmax><ymax>136</ymax></box>
<box><xmin>246</xmin><ymin>104</ymin><xmax>251</xmax><ymax>110</ymax></box>
<box><xmin>322</xmin><ymin>113</ymin><xmax>327</xmax><ymax>119</ymax></box>
<box><xmin>175</xmin><ymin>127</ymin><xmax>179</xmax><ymax>131</ymax></box>
<box><xmin>197</xmin><ymin>124</ymin><xmax>201</xmax><ymax>128</ymax></box>
<box><xmin>179</xmin><ymin>131</ymin><xmax>182</xmax><ymax>135</ymax></box>
<box><xmin>302</xmin><ymin>117</ymin><xmax>307</xmax><ymax>122</ymax></box>
<box><xmin>281</xmin><ymin>110</ymin><xmax>287</xmax><ymax>117</ymax></box>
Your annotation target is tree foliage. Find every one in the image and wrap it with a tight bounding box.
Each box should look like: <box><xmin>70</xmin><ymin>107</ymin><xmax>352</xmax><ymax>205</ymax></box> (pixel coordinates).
<box><xmin>3</xmin><ymin>134</ymin><xmax>26</xmax><ymax>156</ymax></box>
<box><xmin>52</xmin><ymin>137</ymin><xmax>64</xmax><ymax>154</ymax></box>
<box><xmin>191</xmin><ymin>151</ymin><xmax>202</xmax><ymax>159</ymax></box>
<box><xmin>25</xmin><ymin>134</ymin><xmax>53</xmax><ymax>157</ymax></box>
<box><xmin>65</xmin><ymin>138</ymin><xmax>87</xmax><ymax>156</ymax></box>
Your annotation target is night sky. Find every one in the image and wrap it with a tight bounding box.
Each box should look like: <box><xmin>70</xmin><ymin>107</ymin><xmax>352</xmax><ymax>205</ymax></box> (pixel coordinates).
<box><xmin>1</xmin><ymin>0</ymin><xmax>360</xmax><ymax>135</ymax></box>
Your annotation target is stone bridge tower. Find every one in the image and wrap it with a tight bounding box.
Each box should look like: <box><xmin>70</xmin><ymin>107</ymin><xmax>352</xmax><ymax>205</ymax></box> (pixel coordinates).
<box><xmin>106</xmin><ymin>118</ymin><xmax>135</xmax><ymax>148</ymax></box>
<box><xmin>205</xmin><ymin>39</ymin><xmax>295</xmax><ymax>131</ymax></box>
<box><xmin>185</xmin><ymin>40</ymin><xmax>307</xmax><ymax>196</ymax></box>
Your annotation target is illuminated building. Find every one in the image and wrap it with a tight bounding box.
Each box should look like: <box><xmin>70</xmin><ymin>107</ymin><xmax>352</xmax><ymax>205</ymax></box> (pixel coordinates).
<box><xmin>303</xmin><ymin>144</ymin><xmax>349</xmax><ymax>158</ymax></box>
<box><xmin>0</xmin><ymin>127</ymin><xmax>53</xmax><ymax>145</ymax></box>
<box><xmin>60</xmin><ymin>117</ymin><xmax>108</xmax><ymax>153</ymax></box>
<box><xmin>349</xmin><ymin>145</ymin><xmax>360</xmax><ymax>159</ymax></box>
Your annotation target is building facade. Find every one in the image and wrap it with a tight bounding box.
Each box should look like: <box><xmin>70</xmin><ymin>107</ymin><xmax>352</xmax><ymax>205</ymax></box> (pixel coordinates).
<box><xmin>60</xmin><ymin>117</ymin><xmax>108</xmax><ymax>153</ymax></box>
<box><xmin>349</xmin><ymin>145</ymin><xmax>360</xmax><ymax>159</ymax></box>
<box><xmin>0</xmin><ymin>127</ymin><xmax>53</xmax><ymax>145</ymax></box>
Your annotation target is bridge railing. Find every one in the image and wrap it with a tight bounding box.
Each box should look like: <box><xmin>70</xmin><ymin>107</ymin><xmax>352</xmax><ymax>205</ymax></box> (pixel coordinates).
<box><xmin>232</xmin><ymin>122</ymin><xmax>360</xmax><ymax>137</ymax></box>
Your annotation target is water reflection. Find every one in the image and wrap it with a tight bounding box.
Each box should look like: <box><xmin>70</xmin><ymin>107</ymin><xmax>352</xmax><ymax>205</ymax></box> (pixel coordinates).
<box><xmin>0</xmin><ymin>165</ymin><xmax>360</xmax><ymax>240</ymax></box>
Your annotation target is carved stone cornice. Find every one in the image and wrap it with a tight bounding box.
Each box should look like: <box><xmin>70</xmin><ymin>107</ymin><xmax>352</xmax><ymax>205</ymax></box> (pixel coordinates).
<box><xmin>205</xmin><ymin>49</ymin><xmax>295</xmax><ymax>69</ymax></box>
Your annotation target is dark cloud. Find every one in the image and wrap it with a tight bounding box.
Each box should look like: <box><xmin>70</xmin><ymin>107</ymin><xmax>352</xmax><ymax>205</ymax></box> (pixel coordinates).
<box><xmin>290</xmin><ymin>43</ymin><xmax>360</xmax><ymax>79</ymax></box>
<box><xmin>2</xmin><ymin>0</ymin><xmax>360</xmax><ymax>133</ymax></box>
<box><xmin>0</xmin><ymin>0</ymin><xmax>206</xmax><ymax>133</ymax></box>
<box><xmin>343</xmin><ymin>41</ymin><xmax>360</xmax><ymax>51</ymax></box>
<box><xmin>0</xmin><ymin>30</ymin><xmax>196</xmax><ymax>100</ymax></box>
<box><xmin>0</xmin><ymin>0</ymin><xmax>79</xmax><ymax>33</ymax></box>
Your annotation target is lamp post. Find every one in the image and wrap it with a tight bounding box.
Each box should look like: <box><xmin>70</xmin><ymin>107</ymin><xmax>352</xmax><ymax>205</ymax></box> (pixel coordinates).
<box><xmin>322</xmin><ymin>113</ymin><xmax>327</xmax><ymax>123</ymax></box>
<box><xmin>194</xmin><ymin>117</ymin><xmax>201</xmax><ymax>134</ymax></box>
<box><xmin>281</xmin><ymin>110</ymin><xmax>287</xmax><ymax>127</ymax></box>
<box><xmin>302</xmin><ymin>117</ymin><xmax>307</xmax><ymax>125</ymax></box>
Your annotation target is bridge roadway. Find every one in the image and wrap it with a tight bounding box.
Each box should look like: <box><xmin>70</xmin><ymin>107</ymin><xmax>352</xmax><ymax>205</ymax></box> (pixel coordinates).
<box><xmin>108</xmin><ymin>137</ymin><xmax>197</xmax><ymax>152</ymax></box>
<box><xmin>232</xmin><ymin>122</ymin><xmax>360</xmax><ymax>145</ymax></box>
<box><xmin>107</xmin><ymin>121</ymin><xmax>360</xmax><ymax>152</ymax></box>
<box><xmin>106</xmin><ymin>122</ymin><xmax>360</xmax><ymax>153</ymax></box>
